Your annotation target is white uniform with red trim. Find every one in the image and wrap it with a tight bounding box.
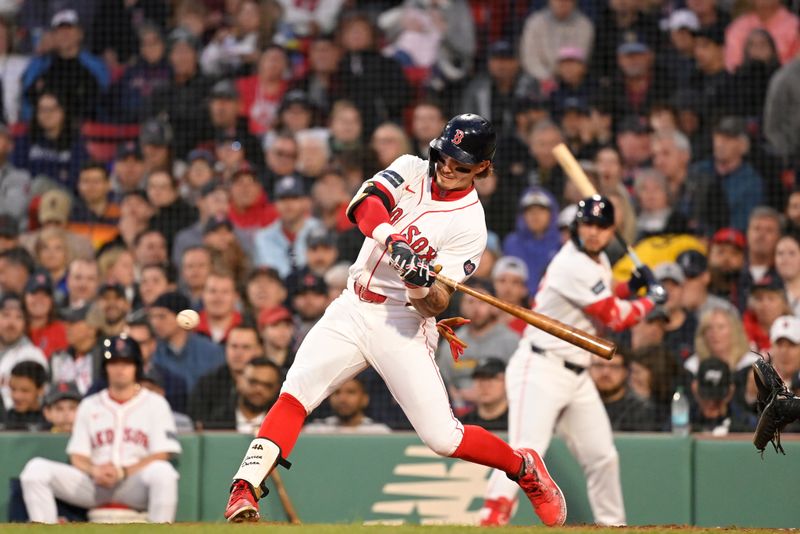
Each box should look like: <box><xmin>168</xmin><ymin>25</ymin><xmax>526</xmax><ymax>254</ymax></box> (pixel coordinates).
<box><xmin>484</xmin><ymin>239</ymin><xmax>652</xmax><ymax>526</ymax></box>
<box><xmin>19</xmin><ymin>388</ymin><xmax>181</xmax><ymax>523</ymax></box>
<box><xmin>281</xmin><ymin>154</ymin><xmax>486</xmax><ymax>455</ymax></box>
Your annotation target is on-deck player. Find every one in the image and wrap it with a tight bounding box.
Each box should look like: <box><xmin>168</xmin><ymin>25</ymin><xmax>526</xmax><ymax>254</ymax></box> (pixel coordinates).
<box><xmin>480</xmin><ymin>195</ymin><xmax>666</xmax><ymax>526</ymax></box>
<box><xmin>19</xmin><ymin>335</ymin><xmax>181</xmax><ymax>523</ymax></box>
<box><xmin>225</xmin><ymin>114</ymin><xmax>567</xmax><ymax>526</ymax></box>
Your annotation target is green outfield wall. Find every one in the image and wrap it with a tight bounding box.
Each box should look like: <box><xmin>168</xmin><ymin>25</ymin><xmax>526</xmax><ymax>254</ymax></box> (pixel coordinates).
<box><xmin>0</xmin><ymin>433</ymin><xmax>797</xmax><ymax>526</ymax></box>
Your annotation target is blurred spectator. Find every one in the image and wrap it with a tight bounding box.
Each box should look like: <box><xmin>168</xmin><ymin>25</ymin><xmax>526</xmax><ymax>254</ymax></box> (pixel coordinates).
<box><xmin>519</xmin><ymin>0</ymin><xmax>593</xmax><ymax>84</ymax></box>
<box><xmin>246</xmin><ymin>267</ymin><xmax>288</xmax><ymax>322</ymax></box>
<box><xmin>146</xmin><ymin>169</ymin><xmax>197</xmax><ymax>252</ymax></box>
<box><xmin>32</xmin><ymin>228</ymin><xmax>71</xmax><ymax>299</ymax></box>
<box><xmin>592</xmin><ymin>0</ymin><xmax>661</xmax><ymax>80</ymax></box>
<box><xmin>690</xmin><ymin>356</ymin><xmax>751</xmax><ymax>434</ymax></box>
<box><xmin>784</xmin><ymin>190</ymin><xmax>800</xmax><ymax>234</ymax></box>
<box><xmin>590</xmin><ymin>352</ymin><xmax>656</xmax><ymax>431</ymax></box>
<box><xmin>97</xmin><ymin>246</ymin><xmax>137</xmax><ymax>305</ymax></box>
<box><xmin>205</xmin><ymin>80</ymin><xmax>263</xmax><ymax>170</ymax></box>
<box><xmin>0</xmin><ymin>293</ymin><xmax>48</xmax><ymax>407</ymax></box>
<box><xmin>94</xmin><ymin>282</ymin><xmax>130</xmax><ymax>337</ymax></box>
<box><xmin>707</xmin><ymin>227</ymin><xmax>746</xmax><ymax>305</ymax></box>
<box><xmin>685</xmin><ymin>307</ymin><xmax>758</xmax><ymax>376</ymax></box>
<box><xmin>293</xmin><ymin>34</ymin><xmax>342</xmax><ymax>115</ymax></box>
<box><xmin>179</xmin><ymin>246</ymin><xmax>212</xmax><ymax>309</ymax></box>
<box><xmin>460</xmin><ymin>358</ymin><xmax>508</xmax><ymax>431</ymax></box>
<box><xmin>743</xmin><ymin>206</ymin><xmax>782</xmax><ymax>292</ymax></box>
<box><xmin>676</xmin><ymin>249</ymin><xmax>738</xmax><ymax>322</ymax></box>
<box><xmin>197</xmin><ymin>270</ymin><xmax>242</xmax><ymax>344</ymax></box>
<box><xmin>276</xmin><ymin>0</ymin><xmax>344</xmax><ymax>38</ymax></box>
<box><xmin>50</xmin><ymin>307</ymin><xmax>100</xmax><ymax>396</ymax></box>
<box><xmin>769</xmin><ymin>315</ymin><xmax>800</xmax><ymax>385</ymax></box>
<box><xmin>611</xmin><ymin>38</ymin><xmax>673</xmax><ymax>120</ymax></box>
<box><xmin>228</xmin><ymin>162</ymin><xmax>278</xmax><ymax>235</ymax></box>
<box><xmin>274</xmin><ymin>90</ymin><xmax>318</xmax><ymax>137</ymax></box>
<box><xmin>91</xmin><ymin>0</ymin><xmax>168</xmax><ymax>67</ymax></box>
<box><xmin>189</xmin><ymin>324</ymin><xmax>263</xmax><ymax>429</ymax></box>
<box><xmin>113</xmin><ymin>191</ymin><xmax>153</xmax><ymax>251</ymax></box>
<box><xmin>335</xmin><ymin>12</ymin><xmax>411</xmax><ymax>134</ymax></box>
<box><xmin>21</xmin><ymin>9</ymin><xmax>109</xmax><ymax>121</ymax></box>
<box><xmin>731</xmin><ymin>29</ymin><xmax>780</xmax><ymax>122</ymax></box>
<box><xmin>139</xmin><ymin>117</ymin><xmax>173</xmax><ymax>174</ymax></box>
<box><xmin>140</xmin><ymin>368</ymin><xmax>194</xmax><ymax>433</ymax></box>
<box><xmin>262</xmin><ymin>133</ymin><xmax>299</xmax><ymax>195</ymax></box>
<box><xmin>491</xmin><ymin>256</ymin><xmax>530</xmax><ymax>313</ymax></box>
<box><xmin>42</xmin><ymin>382</ymin><xmax>81</xmax><ymax>433</ymax></box>
<box><xmin>687</xmin><ymin>0</ymin><xmax>730</xmax><ymax>36</ymax></box>
<box><xmin>0</xmin><ymin>124</ymin><xmax>31</xmax><ymax>223</ymax></box>
<box><xmin>0</xmin><ymin>17</ymin><xmax>28</xmax><ymax>124</ymax></box>
<box><xmin>503</xmin><ymin>188</ymin><xmax>560</xmax><ymax>296</ymax></box>
<box><xmin>764</xmin><ymin>54</ymin><xmax>800</xmax><ymax>161</ymax></box>
<box><xmin>5</xmin><ymin>360</ymin><xmax>48</xmax><ymax>430</ymax></box>
<box><xmin>214</xmin><ymin>132</ymin><xmax>249</xmax><ymax>183</ymax></box>
<box><xmin>254</xmin><ymin>175</ymin><xmax>321</xmax><ymax>278</ymax></box>
<box><xmin>110</xmin><ymin>143</ymin><xmax>146</xmax><ymax>197</ymax></box>
<box><xmin>689</xmin><ymin>26</ymin><xmax>732</xmax><ymax>124</ymax></box>
<box><xmin>149</xmin><ymin>291</ymin><xmax>224</xmax><ymax>391</ymax></box>
<box><xmin>629</xmin><ymin>307</ymin><xmax>668</xmax><ymax>351</ymax></box>
<box><xmin>202</xmin><ymin>216</ymin><xmax>251</xmax><ymax>284</ymax></box>
<box><xmin>632</xmin><ymin>169</ymin><xmax>689</xmax><ymax>240</ymax></box>
<box><xmin>653</xmin><ymin>263</ymin><xmax>697</xmax><ymax>361</ymax></box>
<box><xmin>304</xmin><ymin>227</ymin><xmax>339</xmax><ymax>277</ymax></box>
<box><xmin>550</xmin><ymin>48</ymin><xmax>593</xmax><ymax>119</ymax></box>
<box><xmin>237</xmin><ymin>46</ymin><xmax>290</xmax><ymax>136</ymax></box>
<box><xmin>616</xmin><ymin>115</ymin><xmax>652</xmax><ymax>184</ymax></box>
<box><xmin>410</xmin><ymin>100</ymin><xmax>446</xmax><ymax>159</ymax></box>
<box><xmin>0</xmin><ymin>214</ymin><xmax>19</xmax><ymax>252</ymax></box>
<box><xmin>370</xmin><ymin>122</ymin><xmax>411</xmax><ymax>171</ymax></box>
<box><xmin>146</xmin><ymin>28</ymin><xmax>213</xmax><ymax>158</ymax></box>
<box><xmin>108</xmin><ymin>24</ymin><xmax>171</xmax><ymax>123</ymax></box>
<box><xmin>68</xmin><ymin>162</ymin><xmax>120</xmax><ymax>249</ymax></box>
<box><xmin>12</xmin><ymin>91</ymin><xmax>88</xmax><ymax>191</ymax></box>
<box><xmin>24</xmin><ymin>271</ymin><xmax>67</xmax><ymax>358</ymax></box>
<box><xmin>172</xmin><ymin>180</ymin><xmax>239</xmax><ymax>266</ymax></box>
<box><xmin>304</xmin><ymin>376</ymin><xmax>391</xmax><ymax>434</ymax></box>
<box><xmin>0</xmin><ymin>246</ymin><xmax>34</xmax><ymax>295</ymax></box>
<box><xmin>287</xmin><ymin>269</ymin><xmax>329</xmax><ymax>347</ymax></box>
<box><xmin>775</xmin><ymin>233</ymin><xmax>800</xmax><ymax>315</ymax></box>
<box><xmin>743</xmin><ymin>275</ymin><xmax>789</xmax><ymax>352</ymax></box>
<box><xmin>200</xmin><ymin>0</ymin><xmax>265</xmax><ymax>78</ymax></box>
<box><xmin>258</xmin><ymin>306</ymin><xmax>295</xmax><ymax>373</ymax></box>
<box><xmin>690</xmin><ymin>117</ymin><xmax>763</xmax><ymax>231</ymax></box>
<box><xmin>311</xmin><ymin>169</ymin><xmax>354</xmax><ymax>235</ymax></box>
<box><xmin>525</xmin><ymin>120</ymin><xmax>566</xmax><ymax>202</ymax></box>
<box><xmin>20</xmin><ymin>189</ymin><xmax>93</xmax><ymax>261</ymax></box>
<box><xmin>327</xmin><ymin>100</ymin><xmax>364</xmax><ymax>162</ymax></box>
<box><xmin>724</xmin><ymin>0</ymin><xmax>799</xmax><ymax>72</ymax></box>
<box><xmin>460</xmin><ymin>40</ymin><xmax>538</xmax><ymax>138</ymax></box>
<box><xmin>437</xmin><ymin>278</ymin><xmax>519</xmax><ymax>411</ymax></box>
<box><xmin>61</xmin><ymin>258</ymin><xmax>99</xmax><ymax>315</ymax></box>
<box><xmin>323</xmin><ymin>263</ymin><xmax>349</xmax><ymax>301</ymax></box>
<box><xmin>629</xmin><ymin>344</ymin><xmax>683</xmax><ymax>427</ymax></box>
<box><xmin>663</xmin><ymin>10</ymin><xmax>699</xmax><ymax>86</ymax></box>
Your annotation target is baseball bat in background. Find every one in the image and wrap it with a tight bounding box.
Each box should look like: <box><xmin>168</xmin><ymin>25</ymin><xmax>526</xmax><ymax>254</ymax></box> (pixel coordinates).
<box><xmin>551</xmin><ymin>143</ymin><xmax>645</xmax><ymax>270</ymax></box>
<box><xmin>270</xmin><ymin>470</ymin><xmax>301</xmax><ymax>524</ymax></box>
<box><xmin>435</xmin><ymin>272</ymin><xmax>617</xmax><ymax>359</ymax></box>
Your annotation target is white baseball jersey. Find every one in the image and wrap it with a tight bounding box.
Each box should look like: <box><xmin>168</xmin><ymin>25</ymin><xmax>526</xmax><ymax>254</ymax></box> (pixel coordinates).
<box><xmin>67</xmin><ymin>388</ymin><xmax>181</xmax><ymax>467</ymax></box>
<box><xmin>525</xmin><ymin>240</ymin><xmax>651</xmax><ymax>367</ymax></box>
<box><xmin>348</xmin><ymin>155</ymin><xmax>487</xmax><ymax>301</ymax></box>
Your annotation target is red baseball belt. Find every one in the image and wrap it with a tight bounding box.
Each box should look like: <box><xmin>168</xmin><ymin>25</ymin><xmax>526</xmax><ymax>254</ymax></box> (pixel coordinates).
<box><xmin>354</xmin><ymin>281</ymin><xmax>388</xmax><ymax>304</ymax></box>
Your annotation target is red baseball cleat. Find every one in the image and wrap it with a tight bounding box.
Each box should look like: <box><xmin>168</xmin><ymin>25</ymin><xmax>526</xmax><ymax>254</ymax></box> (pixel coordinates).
<box><xmin>225</xmin><ymin>480</ymin><xmax>260</xmax><ymax>522</ymax></box>
<box><xmin>478</xmin><ymin>496</ymin><xmax>514</xmax><ymax>526</ymax></box>
<box><xmin>516</xmin><ymin>448</ymin><xmax>567</xmax><ymax>526</ymax></box>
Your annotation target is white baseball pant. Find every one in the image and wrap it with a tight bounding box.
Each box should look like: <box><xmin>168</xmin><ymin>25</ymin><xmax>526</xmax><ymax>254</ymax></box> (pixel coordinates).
<box><xmin>485</xmin><ymin>348</ymin><xmax>626</xmax><ymax>525</ymax></box>
<box><xmin>19</xmin><ymin>457</ymin><xmax>179</xmax><ymax>523</ymax></box>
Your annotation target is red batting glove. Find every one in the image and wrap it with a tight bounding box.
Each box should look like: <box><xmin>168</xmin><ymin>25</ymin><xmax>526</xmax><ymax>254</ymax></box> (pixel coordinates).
<box><xmin>436</xmin><ymin>317</ymin><xmax>470</xmax><ymax>362</ymax></box>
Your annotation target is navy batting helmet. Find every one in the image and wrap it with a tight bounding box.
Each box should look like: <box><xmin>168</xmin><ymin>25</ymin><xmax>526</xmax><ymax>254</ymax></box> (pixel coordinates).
<box><xmin>101</xmin><ymin>334</ymin><xmax>144</xmax><ymax>381</ymax></box>
<box><xmin>575</xmin><ymin>195</ymin><xmax>615</xmax><ymax>228</ymax></box>
<box><xmin>429</xmin><ymin>114</ymin><xmax>496</xmax><ymax>170</ymax></box>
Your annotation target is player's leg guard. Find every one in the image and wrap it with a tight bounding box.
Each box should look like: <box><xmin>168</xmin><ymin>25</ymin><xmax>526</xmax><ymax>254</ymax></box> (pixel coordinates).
<box><xmin>231</xmin><ymin>438</ymin><xmax>291</xmax><ymax>499</ymax></box>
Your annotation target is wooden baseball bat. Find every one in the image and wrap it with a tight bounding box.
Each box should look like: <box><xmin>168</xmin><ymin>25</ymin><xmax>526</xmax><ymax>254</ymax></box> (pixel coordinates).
<box><xmin>435</xmin><ymin>273</ymin><xmax>616</xmax><ymax>359</ymax></box>
<box><xmin>552</xmin><ymin>143</ymin><xmax>646</xmax><ymax>270</ymax></box>
<box><xmin>270</xmin><ymin>470</ymin><xmax>301</xmax><ymax>524</ymax></box>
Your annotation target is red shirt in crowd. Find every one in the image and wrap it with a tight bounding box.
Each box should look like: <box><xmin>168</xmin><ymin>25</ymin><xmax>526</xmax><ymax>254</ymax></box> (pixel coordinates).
<box><xmin>29</xmin><ymin>321</ymin><xmax>69</xmax><ymax>359</ymax></box>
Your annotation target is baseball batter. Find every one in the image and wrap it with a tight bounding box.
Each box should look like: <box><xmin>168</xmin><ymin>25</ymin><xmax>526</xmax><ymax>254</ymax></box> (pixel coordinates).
<box><xmin>225</xmin><ymin>115</ymin><xmax>566</xmax><ymax>526</ymax></box>
<box><xmin>20</xmin><ymin>335</ymin><xmax>181</xmax><ymax>523</ymax></box>
<box><xmin>481</xmin><ymin>196</ymin><xmax>665</xmax><ymax>526</ymax></box>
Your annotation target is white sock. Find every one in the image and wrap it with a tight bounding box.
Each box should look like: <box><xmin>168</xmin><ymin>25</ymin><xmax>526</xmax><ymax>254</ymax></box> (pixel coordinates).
<box><xmin>233</xmin><ymin>438</ymin><xmax>281</xmax><ymax>499</ymax></box>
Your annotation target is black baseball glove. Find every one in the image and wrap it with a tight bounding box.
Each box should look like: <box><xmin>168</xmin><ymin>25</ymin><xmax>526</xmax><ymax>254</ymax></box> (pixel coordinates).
<box><xmin>385</xmin><ymin>234</ymin><xmax>435</xmax><ymax>288</ymax></box>
<box><xmin>752</xmin><ymin>357</ymin><xmax>798</xmax><ymax>455</ymax></box>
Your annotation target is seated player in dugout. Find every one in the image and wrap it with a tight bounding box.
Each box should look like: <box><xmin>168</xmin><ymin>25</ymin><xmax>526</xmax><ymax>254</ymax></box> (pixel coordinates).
<box><xmin>224</xmin><ymin>114</ymin><xmax>568</xmax><ymax>527</ymax></box>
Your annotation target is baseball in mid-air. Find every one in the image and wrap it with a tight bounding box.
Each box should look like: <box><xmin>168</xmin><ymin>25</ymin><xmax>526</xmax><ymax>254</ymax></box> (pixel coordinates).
<box><xmin>177</xmin><ymin>309</ymin><xmax>200</xmax><ymax>330</ymax></box>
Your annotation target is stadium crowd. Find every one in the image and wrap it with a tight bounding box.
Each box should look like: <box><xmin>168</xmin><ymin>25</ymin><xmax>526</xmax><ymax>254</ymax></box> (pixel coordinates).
<box><xmin>0</xmin><ymin>0</ymin><xmax>799</xmax><ymax>440</ymax></box>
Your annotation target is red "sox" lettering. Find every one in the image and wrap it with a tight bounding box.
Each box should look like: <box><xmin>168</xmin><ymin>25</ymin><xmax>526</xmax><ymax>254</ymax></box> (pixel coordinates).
<box><xmin>403</xmin><ymin>225</ymin><xmax>437</xmax><ymax>262</ymax></box>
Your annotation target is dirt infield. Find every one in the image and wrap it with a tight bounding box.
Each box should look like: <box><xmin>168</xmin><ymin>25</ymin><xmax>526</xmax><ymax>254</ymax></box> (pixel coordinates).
<box><xmin>0</xmin><ymin>524</ymin><xmax>793</xmax><ymax>533</ymax></box>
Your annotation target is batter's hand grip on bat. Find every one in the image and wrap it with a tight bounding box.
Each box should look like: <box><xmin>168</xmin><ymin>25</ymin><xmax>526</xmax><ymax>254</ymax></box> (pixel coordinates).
<box><xmin>435</xmin><ymin>272</ymin><xmax>616</xmax><ymax>359</ymax></box>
